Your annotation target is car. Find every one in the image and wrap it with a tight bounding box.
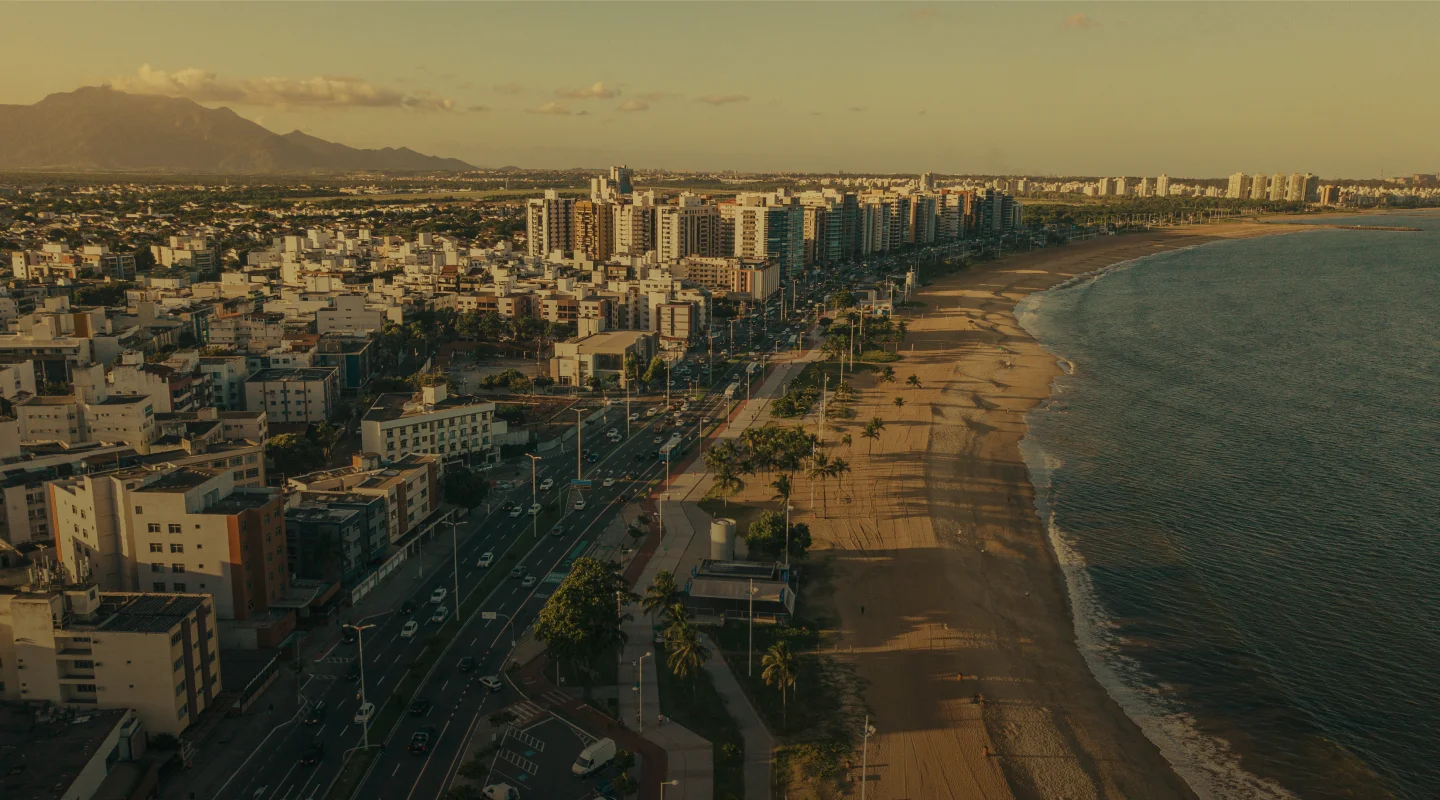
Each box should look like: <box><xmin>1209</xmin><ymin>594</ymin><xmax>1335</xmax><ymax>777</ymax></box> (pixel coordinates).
<box><xmin>528</xmin><ymin>503</ymin><xmax>542</xmax><ymax>515</ymax></box>
<box><xmin>429</xmin><ymin>587</ymin><xmax>447</xmax><ymax>604</ymax></box>
<box><xmin>482</xmin><ymin>784</ymin><xmax>519</xmax><ymax>800</ymax></box>
<box><xmin>354</xmin><ymin>703</ymin><xmax>375</xmax><ymax>724</ymax></box>
<box><xmin>539</xmin><ymin>478</ymin><xmax>554</xmax><ymax>490</ymax></box>
<box><xmin>521</xmin><ymin>575</ymin><xmax>538</xmax><ymax>589</ymax></box>
<box><xmin>401</xmin><ymin>620</ymin><xmax>420</xmax><ymax>639</ymax></box>
<box><xmin>629</xmin><ymin>413</ymin><xmax>639</xmax><ymax>421</ymax></box>
<box><xmin>298</xmin><ymin>740</ymin><xmax>325</xmax><ymax>766</ymax></box>
<box><xmin>653</xmin><ymin>435</ymin><xmax>663</xmax><ymax>444</ymax></box>
<box><xmin>508</xmin><ymin>505</ymin><xmax>524</xmax><ymax>518</ymax></box>
<box><xmin>409</xmin><ymin>728</ymin><xmax>433</xmax><ymax>754</ymax></box>
<box><xmin>458</xmin><ymin>656</ymin><xmax>476</xmax><ymax>673</ymax></box>
<box><xmin>607</xmin><ymin>427</ymin><xmax>619</xmax><ymax>436</ymax></box>
<box><xmin>587</xmin><ymin>453</ymin><xmax>599</xmax><ymax>463</ymax></box>
<box><xmin>400</xmin><ymin>599</ymin><xmax>417</xmax><ymax>615</ymax></box>
<box><xmin>645</xmin><ymin>407</ymin><xmax>658</xmax><ymax>417</ymax></box>
<box><xmin>602</xmin><ymin>477</ymin><xmax>615</xmax><ymax>488</ymax></box>
<box><xmin>303</xmin><ymin>699</ymin><xmax>327</xmax><ymax>725</ymax></box>
<box><xmin>501</xmin><ymin>500</ymin><xmax>516</xmax><ymax>511</ymax></box>
<box><xmin>476</xmin><ymin>552</ymin><xmax>494</xmax><ymax>568</ymax></box>
<box><xmin>573</xmin><ymin>498</ymin><xmax>587</xmax><ymax>510</ymax></box>
<box><xmin>651</xmin><ymin>450</ymin><xmax>660</xmax><ymax>459</ymax></box>
<box><xmin>340</xmin><ymin>627</ymin><xmax>357</xmax><ymax>644</ymax></box>
<box><xmin>550</xmin><ymin>524</ymin><xmax>567</xmax><ymax>537</ymax></box>
<box><xmin>633</xmin><ymin>453</ymin><xmax>645</xmax><ymax>461</ymax></box>
<box><xmin>431</xmin><ymin>606</ymin><xmax>450</xmax><ymax>624</ymax></box>
<box><xmin>346</xmin><ymin>663</ymin><xmax>361</xmax><ymax>682</ymax></box>
<box><xmin>479</xmin><ymin>675</ymin><xmax>503</xmax><ymax>692</ymax></box>
<box><xmin>510</xmin><ymin>565</ymin><xmax>526</xmax><ymax>579</ymax></box>
<box><xmin>409</xmin><ymin>698</ymin><xmax>431</xmax><ymax>716</ymax></box>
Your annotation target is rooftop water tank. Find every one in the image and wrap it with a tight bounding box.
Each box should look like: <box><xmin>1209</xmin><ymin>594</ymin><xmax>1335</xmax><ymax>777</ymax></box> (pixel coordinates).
<box><xmin>710</xmin><ymin>518</ymin><xmax>736</xmax><ymax>561</ymax></box>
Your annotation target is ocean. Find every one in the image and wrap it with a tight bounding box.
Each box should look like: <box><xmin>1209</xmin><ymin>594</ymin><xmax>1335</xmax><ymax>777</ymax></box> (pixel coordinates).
<box><xmin>1015</xmin><ymin>214</ymin><xmax>1440</xmax><ymax>800</ymax></box>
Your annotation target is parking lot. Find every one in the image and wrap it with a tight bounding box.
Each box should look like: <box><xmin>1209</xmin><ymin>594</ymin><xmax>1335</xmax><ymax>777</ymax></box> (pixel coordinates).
<box><xmin>483</xmin><ymin>716</ymin><xmax>612</xmax><ymax>799</ymax></box>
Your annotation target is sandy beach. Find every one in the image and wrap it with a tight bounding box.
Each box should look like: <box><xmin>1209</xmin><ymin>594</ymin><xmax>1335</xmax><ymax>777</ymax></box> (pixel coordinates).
<box><xmin>794</xmin><ymin>222</ymin><xmax>1293</xmax><ymax>799</ymax></box>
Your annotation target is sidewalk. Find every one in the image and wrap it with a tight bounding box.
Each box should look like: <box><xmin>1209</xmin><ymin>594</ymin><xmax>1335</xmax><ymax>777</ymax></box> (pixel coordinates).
<box><xmin>700</xmin><ymin>633</ymin><xmax>774</xmax><ymax>800</ymax></box>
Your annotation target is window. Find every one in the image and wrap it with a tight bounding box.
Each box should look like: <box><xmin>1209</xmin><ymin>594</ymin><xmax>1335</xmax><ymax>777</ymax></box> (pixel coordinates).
<box><xmin>148</xmin><ymin>523</ymin><xmax>161</xmax><ymax>533</ymax></box>
<box><xmin>135</xmin><ymin>506</ymin><xmax>144</xmax><ymax>514</ymax></box>
<box><xmin>75</xmin><ymin>684</ymin><xmax>97</xmax><ymax>693</ymax></box>
<box><xmin>177</xmin><ymin>706</ymin><xmax>188</xmax><ymax>720</ymax></box>
<box><xmin>168</xmin><ymin>524</ymin><xmax>182</xmax><ymax>534</ymax></box>
<box><xmin>171</xmin><ymin>631</ymin><xmax>184</xmax><ymax>645</ymax></box>
<box><xmin>172</xmin><ymin>563</ymin><xmax>185</xmax><ymax>573</ymax></box>
<box><xmin>234</xmin><ymin>471</ymin><xmax>245</xmax><ymax>480</ymax></box>
<box><xmin>246</xmin><ymin>468</ymin><xmax>259</xmax><ymax>478</ymax></box>
<box><xmin>173</xmin><ymin>582</ymin><xmax>187</xmax><ymax>592</ymax></box>
<box><xmin>149</xmin><ymin>543</ymin><xmax>163</xmax><ymax>553</ymax></box>
<box><xmin>151</xmin><ymin>563</ymin><xmax>165</xmax><ymax>573</ymax></box>
<box><xmin>74</xmin><ymin>659</ymin><xmax>94</xmax><ymax>669</ymax></box>
<box><xmin>170</xmin><ymin>543</ymin><xmax>184</xmax><ymax>553</ymax></box>
<box><xmin>153</xmin><ymin>581</ymin><xmax>166</xmax><ymax>592</ymax></box>
<box><xmin>173</xmin><ymin>657</ymin><xmax>185</xmax><ymax>672</ymax></box>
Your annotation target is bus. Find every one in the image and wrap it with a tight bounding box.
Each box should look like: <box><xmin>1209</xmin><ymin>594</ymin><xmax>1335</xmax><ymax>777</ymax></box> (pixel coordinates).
<box><xmin>723</xmin><ymin>381</ymin><xmax>740</xmax><ymax>400</ymax></box>
<box><xmin>659</xmin><ymin>434</ymin><xmax>685</xmax><ymax>462</ymax></box>
<box><xmin>786</xmin><ymin>334</ymin><xmax>799</xmax><ymax>350</ymax></box>
<box><xmin>747</xmin><ymin>361</ymin><xmax>761</xmax><ymax>377</ymax></box>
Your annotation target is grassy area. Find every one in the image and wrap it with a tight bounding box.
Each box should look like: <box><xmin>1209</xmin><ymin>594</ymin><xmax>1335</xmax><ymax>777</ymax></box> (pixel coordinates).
<box><xmin>653</xmin><ymin>642</ymin><xmax>747</xmax><ymax>800</ymax></box>
<box><xmin>857</xmin><ymin>349</ymin><xmax>901</xmax><ymax>363</ymax></box>
<box><xmin>324</xmin><ymin>506</ymin><xmax>567</xmax><ymax>800</ymax></box>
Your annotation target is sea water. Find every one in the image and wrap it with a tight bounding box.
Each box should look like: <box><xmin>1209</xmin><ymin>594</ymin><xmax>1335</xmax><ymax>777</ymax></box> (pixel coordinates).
<box><xmin>1015</xmin><ymin>214</ymin><xmax>1440</xmax><ymax>800</ymax></box>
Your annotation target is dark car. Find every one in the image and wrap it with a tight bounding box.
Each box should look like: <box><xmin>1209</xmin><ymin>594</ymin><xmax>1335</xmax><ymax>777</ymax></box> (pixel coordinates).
<box><xmin>633</xmin><ymin>453</ymin><xmax>644</xmax><ymax>461</ymax></box>
<box><xmin>345</xmin><ymin>663</ymin><xmax>361</xmax><ymax>682</ymax></box>
<box><xmin>400</xmin><ymin>599</ymin><xmax>417</xmax><ymax>615</ymax></box>
<box><xmin>298</xmin><ymin>740</ymin><xmax>324</xmax><ymax>766</ymax></box>
<box><xmin>501</xmin><ymin>500</ymin><xmax>516</xmax><ymax>511</ymax></box>
<box><xmin>340</xmin><ymin>627</ymin><xmax>356</xmax><ymax>644</ymax></box>
<box><xmin>587</xmin><ymin>453</ymin><xmax>600</xmax><ymax>463</ymax></box>
<box><xmin>409</xmin><ymin>698</ymin><xmax>431</xmax><ymax>716</ymax></box>
<box><xmin>510</xmin><ymin>566</ymin><xmax>525</xmax><ymax>579</ymax></box>
<box><xmin>457</xmin><ymin>656</ymin><xmax>476</xmax><ymax>673</ymax></box>
<box><xmin>408</xmin><ymin>728</ymin><xmax>433</xmax><ymax>754</ymax></box>
<box><xmin>303</xmin><ymin>699</ymin><xmax>327</xmax><ymax>725</ymax></box>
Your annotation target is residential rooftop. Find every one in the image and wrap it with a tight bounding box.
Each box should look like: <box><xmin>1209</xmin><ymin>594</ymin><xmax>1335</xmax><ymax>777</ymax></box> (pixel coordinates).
<box><xmin>246</xmin><ymin>367</ymin><xmax>337</xmax><ymax>383</ymax></box>
<box><xmin>362</xmin><ymin>391</ymin><xmax>494</xmax><ymax>423</ymax></box>
<box><xmin>0</xmin><ymin>704</ymin><xmax>134</xmax><ymax>800</ymax></box>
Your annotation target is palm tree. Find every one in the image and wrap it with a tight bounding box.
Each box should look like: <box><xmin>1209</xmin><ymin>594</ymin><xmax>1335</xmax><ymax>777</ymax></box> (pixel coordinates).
<box><xmin>830</xmin><ymin>457</ymin><xmax>851</xmax><ymax>503</ymax></box>
<box><xmin>861</xmin><ymin>423</ymin><xmax>880</xmax><ymax>457</ymax></box>
<box><xmin>711</xmin><ymin>462</ymin><xmax>745</xmax><ymax>506</ymax></box>
<box><xmin>761</xmin><ymin>641</ymin><xmax>798</xmax><ymax>727</ymax></box>
<box><xmin>642</xmin><ymin>571</ymin><xmax>678</xmax><ymax>620</ymax></box>
<box><xmin>807</xmin><ymin>451</ymin><xmax>832</xmax><ymax>516</ymax></box>
<box><xmin>880</xmin><ymin>366</ymin><xmax>896</xmax><ymax>384</ymax></box>
<box><xmin>840</xmin><ymin>433</ymin><xmax>852</xmax><ymax>449</ymax></box>
<box><xmin>666</xmin><ymin>620</ymin><xmax>712</xmax><ymax>700</ymax></box>
<box><xmin>906</xmin><ymin>374</ymin><xmax>922</xmax><ymax>389</ymax></box>
<box><xmin>662</xmin><ymin>601</ymin><xmax>690</xmax><ymax>639</ymax></box>
<box><xmin>893</xmin><ymin>396</ymin><xmax>906</xmax><ymax>409</ymax></box>
<box><xmin>770</xmin><ymin>473</ymin><xmax>793</xmax><ymax>508</ymax></box>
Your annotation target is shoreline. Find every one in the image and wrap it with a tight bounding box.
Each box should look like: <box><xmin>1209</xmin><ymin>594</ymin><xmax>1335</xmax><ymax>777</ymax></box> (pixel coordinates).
<box><xmin>803</xmin><ymin>221</ymin><xmax>1298</xmax><ymax>799</ymax></box>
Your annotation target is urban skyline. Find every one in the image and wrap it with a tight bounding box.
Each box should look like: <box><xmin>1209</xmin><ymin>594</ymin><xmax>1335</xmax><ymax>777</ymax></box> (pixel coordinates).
<box><xmin>3</xmin><ymin>2</ymin><xmax>1440</xmax><ymax>176</ymax></box>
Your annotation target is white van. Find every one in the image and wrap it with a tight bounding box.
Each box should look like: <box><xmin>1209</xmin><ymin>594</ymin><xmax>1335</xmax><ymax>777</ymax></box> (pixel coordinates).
<box><xmin>571</xmin><ymin>737</ymin><xmax>617</xmax><ymax>777</ymax></box>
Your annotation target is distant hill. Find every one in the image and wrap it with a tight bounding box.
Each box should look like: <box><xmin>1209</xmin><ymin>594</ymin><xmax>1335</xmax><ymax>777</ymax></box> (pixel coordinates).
<box><xmin>0</xmin><ymin>86</ymin><xmax>474</xmax><ymax>174</ymax></box>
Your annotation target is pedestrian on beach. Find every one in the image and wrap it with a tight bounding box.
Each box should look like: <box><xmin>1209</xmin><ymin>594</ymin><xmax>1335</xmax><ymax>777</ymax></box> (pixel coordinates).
<box><xmin>860</xmin><ymin>604</ymin><xmax>865</xmax><ymax>615</ymax></box>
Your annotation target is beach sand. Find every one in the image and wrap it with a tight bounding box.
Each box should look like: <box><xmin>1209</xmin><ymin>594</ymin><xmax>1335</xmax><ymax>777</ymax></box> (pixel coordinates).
<box><xmin>792</xmin><ymin>222</ymin><xmax>1291</xmax><ymax>799</ymax></box>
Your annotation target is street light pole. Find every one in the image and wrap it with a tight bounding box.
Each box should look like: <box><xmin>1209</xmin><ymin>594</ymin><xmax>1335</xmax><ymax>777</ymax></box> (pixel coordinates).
<box><xmin>347</xmin><ymin>623</ymin><xmax>377</xmax><ymax>750</ymax></box>
<box><xmin>661</xmin><ymin>780</ymin><xmax>679</xmax><ymax>799</ymax></box>
<box><xmin>636</xmin><ymin>651</ymin><xmax>653</xmax><ymax>731</ymax></box>
<box><xmin>527</xmin><ymin>453</ymin><xmax>541</xmax><ymax>538</ymax></box>
<box><xmin>576</xmin><ymin>408</ymin><xmax>583</xmax><ymax>481</ymax></box>
<box><xmin>748</xmin><ymin>578</ymin><xmax>757</xmax><ymax>677</ymax></box>
<box><xmin>450</xmin><ymin>514</ymin><xmax>462</xmax><ymax>623</ymax></box>
<box><xmin>860</xmin><ymin>716</ymin><xmax>877</xmax><ymax>800</ymax></box>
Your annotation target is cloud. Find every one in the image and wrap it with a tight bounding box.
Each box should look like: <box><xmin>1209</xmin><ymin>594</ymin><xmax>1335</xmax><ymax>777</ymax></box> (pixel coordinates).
<box><xmin>696</xmin><ymin>94</ymin><xmax>749</xmax><ymax>106</ymax></box>
<box><xmin>1062</xmin><ymin>13</ymin><xmax>1095</xmax><ymax>30</ymax></box>
<box><xmin>617</xmin><ymin>99</ymin><xmax>650</xmax><ymax>112</ymax></box>
<box><xmin>908</xmin><ymin>7</ymin><xmax>940</xmax><ymax>22</ymax></box>
<box><xmin>556</xmin><ymin>81</ymin><xmax>620</xmax><ymax>100</ymax></box>
<box><xmin>526</xmin><ymin>101</ymin><xmax>572</xmax><ymax>115</ymax></box>
<box><xmin>111</xmin><ymin>64</ymin><xmax>454</xmax><ymax>110</ymax></box>
<box><xmin>493</xmin><ymin>82</ymin><xmax>525</xmax><ymax>95</ymax></box>
<box><xmin>466</xmin><ymin>105</ymin><xmax>490</xmax><ymax>113</ymax></box>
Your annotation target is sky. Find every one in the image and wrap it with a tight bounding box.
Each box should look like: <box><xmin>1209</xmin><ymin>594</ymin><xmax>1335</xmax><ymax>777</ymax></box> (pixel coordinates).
<box><xmin>2</xmin><ymin>2</ymin><xmax>1438</xmax><ymax>178</ymax></box>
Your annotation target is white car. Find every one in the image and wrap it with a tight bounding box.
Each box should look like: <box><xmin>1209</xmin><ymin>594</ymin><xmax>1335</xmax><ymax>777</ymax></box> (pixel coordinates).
<box><xmin>521</xmin><ymin>575</ymin><xmax>538</xmax><ymax>588</ymax></box>
<box><xmin>354</xmin><ymin>703</ymin><xmax>375</xmax><ymax>724</ymax></box>
<box><xmin>429</xmin><ymin>587</ymin><xmax>447</xmax><ymax>604</ymax></box>
<box><xmin>602</xmin><ymin>477</ymin><xmax>616</xmax><ymax>488</ymax></box>
<box><xmin>573</xmin><ymin>498</ymin><xmax>587</xmax><ymax>510</ymax></box>
<box><xmin>528</xmin><ymin>503</ymin><xmax>541</xmax><ymax>516</ymax></box>
<box><xmin>431</xmin><ymin>606</ymin><xmax>450</xmax><ymax>624</ymax></box>
<box><xmin>400</xmin><ymin>620</ymin><xmax>419</xmax><ymax>639</ymax></box>
<box><xmin>653</xmin><ymin>436</ymin><xmax>663</xmax><ymax>444</ymax></box>
<box><xmin>628</xmin><ymin>413</ymin><xmax>639</xmax><ymax>421</ymax></box>
<box><xmin>539</xmin><ymin>478</ymin><xmax>554</xmax><ymax>490</ymax></box>
<box><xmin>479</xmin><ymin>675</ymin><xmax>503</xmax><ymax>692</ymax></box>
<box><xmin>645</xmin><ymin>408</ymin><xmax>658</xmax><ymax>417</ymax></box>
<box><xmin>607</xmin><ymin>428</ymin><xmax>619</xmax><ymax>436</ymax></box>
<box><xmin>476</xmin><ymin>552</ymin><xmax>494</xmax><ymax>568</ymax></box>
<box><xmin>508</xmin><ymin>505</ymin><xmax>523</xmax><ymax>518</ymax></box>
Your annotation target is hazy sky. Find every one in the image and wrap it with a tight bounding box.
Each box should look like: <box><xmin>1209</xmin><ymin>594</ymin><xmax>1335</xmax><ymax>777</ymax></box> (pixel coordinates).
<box><xmin>3</xmin><ymin>2</ymin><xmax>1437</xmax><ymax>177</ymax></box>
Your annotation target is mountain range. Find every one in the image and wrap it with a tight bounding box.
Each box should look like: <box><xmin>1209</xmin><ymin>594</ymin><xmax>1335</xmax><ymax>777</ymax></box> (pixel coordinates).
<box><xmin>0</xmin><ymin>87</ymin><xmax>474</xmax><ymax>173</ymax></box>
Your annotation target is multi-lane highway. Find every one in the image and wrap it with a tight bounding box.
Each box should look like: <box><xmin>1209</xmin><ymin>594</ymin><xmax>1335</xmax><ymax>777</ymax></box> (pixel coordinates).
<box><xmin>221</xmin><ymin>342</ymin><xmax>791</xmax><ymax>800</ymax></box>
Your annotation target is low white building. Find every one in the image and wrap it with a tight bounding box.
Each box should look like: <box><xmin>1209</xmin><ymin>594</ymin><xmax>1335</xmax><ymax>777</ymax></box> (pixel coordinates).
<box><xmin>360</xmin><ymin>385</ymin><xmax>502</xmax><ymax>466</ymax></box>
<box><xmin>243</xmin><ymin>367</ymin><xmax>339</xmax><ymax>424</ymax></box>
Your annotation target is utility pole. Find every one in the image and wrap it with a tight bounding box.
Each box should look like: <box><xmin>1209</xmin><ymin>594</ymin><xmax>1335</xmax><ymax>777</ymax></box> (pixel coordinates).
<box><xmin>527</xmin><ymin>453</ymin><xmax>541</xmax><ymax>538</ymax></box>
<box><xmin>576</xmin><ymin>408</ymin><xmax>583</xmax><ymax>481</ymax></box>
<box><xmin>450</xmin><ymin>514</ymin><xmax>462</xmax><ymax>622</ymax></box>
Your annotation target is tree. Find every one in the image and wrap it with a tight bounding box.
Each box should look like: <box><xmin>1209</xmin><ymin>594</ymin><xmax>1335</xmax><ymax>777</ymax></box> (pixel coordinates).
<box><xmin>666</xmin><ymin>619</ymin><xmax>712</xmax><ymax>700</ymax></box>
<box><xmin>705</xmin><ymin>440</ymin><xmax>746</xmax><ymax>505</ymax></box>
<box><xmin>641</xmin><ymin>355</ymin><xmax>666</xmax><ymax>385</ymax></box>
<box><xmin>906</xmin><ymin>374</ymin><xmax>922</xmax><ymax>389</ymax></box>
<box><xmin>534</xmin><ymin>557</ymin><xmax>636</xmax><ymax>671</ymax></box>
<box><xmin>642</xmin><ymin>570</ymin><xmax>678</xmax><ymax>621</ymax></box>
<box><xmin>807</xmin><ymin>451</ymin><xmax>832</xmax><ymax>516</ymax></box>
<box><xmin>880</xmin><ymin>366</ymin><xmax>896</xmax><ymax>384</ymax></box>
<box><xmin>267</xmin><ymin>433</ymin><xmax>324</xmax><ymax>477</ymax></box>
<box><xmin>745</xmin><ymin>511</ymin><xmax>810</xmax><ymax>561</ymax></box>
<box><xmin>840</xmin><ymin>433</ymin><xmax>852</xmax><ymax>449</ymax></box>
<box><xmin>443</xmin><ymin>466</ymin><xmax>490</xmax><ymax>509</ymax></box>
<box><xmin>761</xmin><ymin>642</ymin><xmax>798</xmax><ymax>727</ymax></box>
<box><xmin>74</xmin><ymin>281</ymin><xmax>133</xmax><ymax>307</ymax></box>
<box><xmin>831</xmin><ymin>457</ymin><xmax>851</xmax><ymax>503</ymax></box>
<box><xmin>770</xmin><ymin>473</ymin><xmax>792</xmax><ymax>508</ymax></box>
<box><xmin>894</xmin><ymin>396</ymin><xmax>906</xmax><ymax>409</ymax></box>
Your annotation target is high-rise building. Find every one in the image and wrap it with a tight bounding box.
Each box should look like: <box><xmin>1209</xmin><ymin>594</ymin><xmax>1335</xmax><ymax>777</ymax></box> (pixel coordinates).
<box><xmin>907</xmin><ymin>194</ymin><xmax>938</xmax><ymax>245</ymax></box>
<box><xmin>1250</xmin><ymin>174</ymin><xmax>1270</xmax><ymax>201</ymax></box>
<box><xmin>1156</xmin><ymin>174</ymin><xmax>1171</xmax><ymax>197</ymax></box>
<box><xmin>1285</xmin><ymin>173</ymin><xmax>1306</xmax><ymax>202</ymax></box>
<box><xmin>1268</xmin><ymin>172</ymin><xmax>1288</xmax><ymax>202</ymax></box>
<box><xmin>614</xmin><ymin>192</ymin><xmax>657</xmax><ymax>256</ymax></box>
<box><xmin>725</xmin><ymin>198</ymin><xmax>804</xmax><ymax>279</ymax></box>
<box><xmin>1318</xmin><ymin>185</ymin><xmax>1342</xmax><ymax>206</ymax></box>
<box><xmin>1137</xmin><ymin>177</ymin><xmax>1153</xmax><ymax>198</ymax></box>
<box><xmin>572</xmin><ymin>200</ymin><xmax>615</xmax><ymax>261</ymax></box>
<box><xmin>1114</xmin><ymin>177</ymin><xmax>1129</xmax><ymax>197</ymax></box>
<box><xmin>978</xmin><ymin>189</ymin><xmax>1020</xmax><ymax>234</ymax></box>
<box><xmin>918</xmin><ymin>172</ymin><xmax>935</xmax><ymax>192</ymax></box>
<box><xmin>609</xmin><ymin>165</ymin><xmax>634</xmax><ymax>196</ymax></box>
<box><xmin>1227</xmin><ymin>172</ymin><xmax>1250</xmax><ymax>199</ymax></box>
<box><xmin>656</xmin><ymin>195</ymin><xmax>721</xmax><ymax>260</ymax></box>
<box><xmin>526</xmin><ymin>190</ymin><xmax>575</xmax><ymax>258</ymax></box>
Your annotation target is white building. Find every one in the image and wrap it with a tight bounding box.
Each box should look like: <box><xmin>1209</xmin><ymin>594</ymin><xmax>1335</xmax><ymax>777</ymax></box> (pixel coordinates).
<box><xmin>244</xmin><ymin>367</ymin><xmax>339</xmax><ymax>424</ymax></box>
<box><xmin>316</xmin><ymin>295</ymin><xmax>387</xmax><ymax>336</ymax></box>
<box><xmin>360</xmin><ymin>385</ymin><xmax>502</xmax><ymax>465</ymax></box>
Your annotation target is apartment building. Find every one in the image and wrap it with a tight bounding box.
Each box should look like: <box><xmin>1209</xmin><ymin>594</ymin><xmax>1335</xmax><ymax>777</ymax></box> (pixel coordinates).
<box><xmin>17</xmin><ymin>365</ymin><xmax>160</xmax><ymax>454</ymax></box>
<box><xmin>288</xmin><ymin>453</ymin><xmax>440</xmax><ymax>545</ymax></box>
<box><xmin>657</xmin><ymin>195</ymin><xmax>721</xmax><ymax>260</ymax></box>
<box><xmin>360</xmin><ymin>385</ymin><xmax>500</xmax><ymax>466</ymax></box>
<box><xmin>550</xmin><ymin>330</ymin><xmax>656</xmax><ymax>388</ymax></box>
<box><xmin>723</xmin><ymin>199</ymin><xmax>804</xmax><ymax>279</ymax></box>
<box><xmin>0</xmin><ymin>706</ymin><xmax>149</xmax><ymax>800</ymax></box>
<box><xmin>316</xmin><ymin>294</ymin><xmax>387</xmax><ymax>336</ymax></box>
<box><xmin>526</xmin><ymin>190</ymin><xmax>576</xmax><ymax>258</ymax></box>
<box><xmin>614</xmin><ymin>194</ymin><xmax>657</xmax><ymax>256</ymax></box>
<box><xmin>49</xmin><ymin>465</ymin><xmax>289</xmax><ymax>629</ymax></box>
<box><xmin>243</xmin><ymin>367</ymin><xmax>339</xmax><ymax>424</ymax></box>
<box><xmin>0</xmin><ymin>583</ymin><xmax>220</xmax><ymax>735</ymax></box>
<box><xmin>573</xmin><ymin>200</ymin><xmax>615</xmax><ymax>262</ymax></box>
<box><xmin>152</xmin><ymin>234</ymin><xmax>219</xmax><ymax>273</ymax></box>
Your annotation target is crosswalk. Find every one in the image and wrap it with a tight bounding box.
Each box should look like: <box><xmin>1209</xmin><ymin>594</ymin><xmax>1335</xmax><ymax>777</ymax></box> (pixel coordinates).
<box><xmin>323</xmin><ymin>656</ymin><xmax>356</xmax><ymax>664</ymax></box>
<box><xmin>505</xmin><ymin>700</ymin><xmax>548</xmax><ymax>728</ymax></box>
